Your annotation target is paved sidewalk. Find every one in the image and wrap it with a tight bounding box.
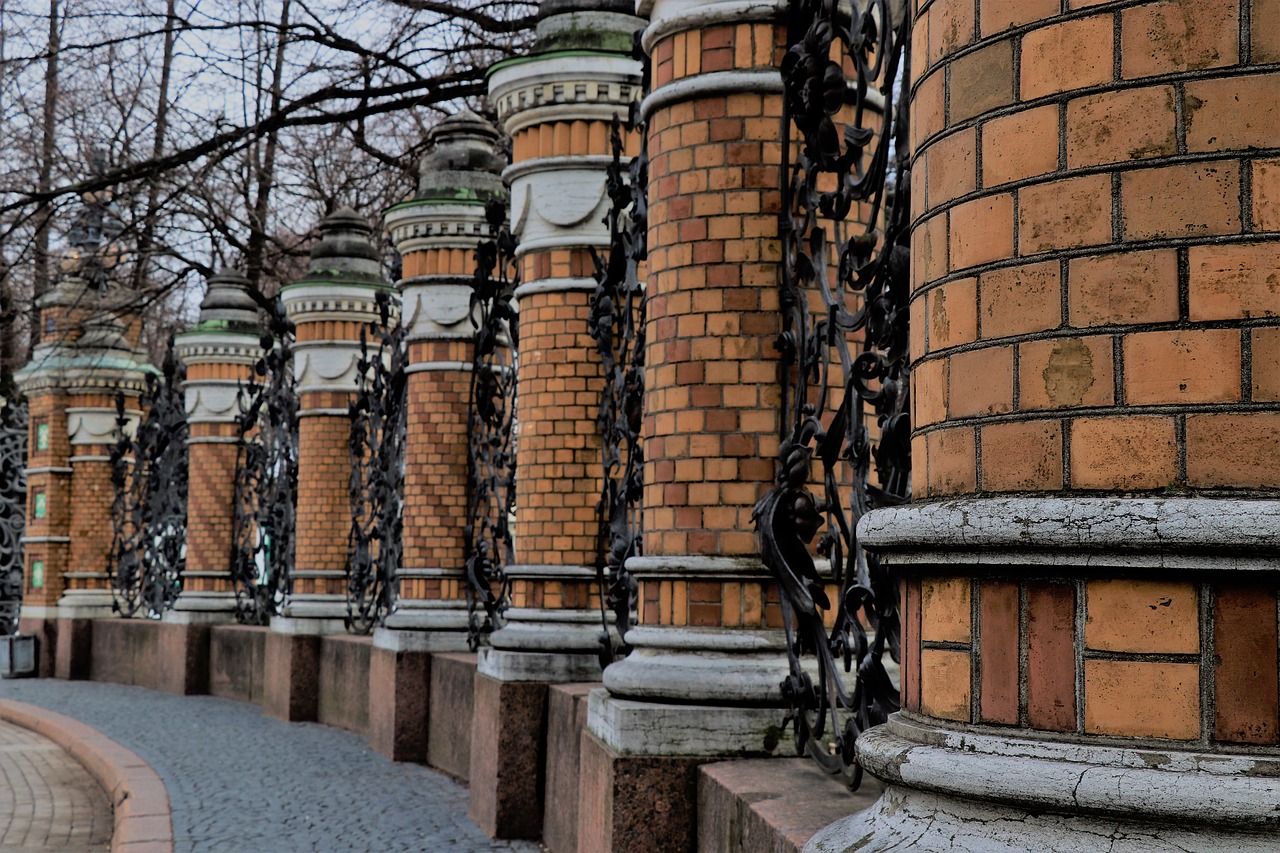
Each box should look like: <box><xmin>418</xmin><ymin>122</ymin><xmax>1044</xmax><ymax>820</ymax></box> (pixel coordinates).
<box><xmin>0</xmin><ymin>720</ymin><xmax>111</xmax><ymax>853</ymax></box>
<box><xmin>0</xmin><ymin>679</ymin><xmax>541</xmax><ymax>853</ymax></box>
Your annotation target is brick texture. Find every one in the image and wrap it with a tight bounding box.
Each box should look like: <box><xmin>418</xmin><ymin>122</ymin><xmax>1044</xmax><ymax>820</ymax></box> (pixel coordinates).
<box><xmin>908</xmin><ymin>0</ymin><xmax>1280</xmax><ymax>498</ymax></box>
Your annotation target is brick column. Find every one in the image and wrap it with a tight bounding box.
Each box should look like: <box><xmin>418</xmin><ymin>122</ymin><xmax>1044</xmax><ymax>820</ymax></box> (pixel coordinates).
<box><xmin>367</xmin><ymin>109</ymin><xmax>506</xmax><ymax>762</ymax></box>
<box><xmin>277</xmin><ymin>207</ymin><xmax>394</xmax><ymax>630</ymax></box>
<box><xmin>484</xmin><ymin>0</ymin><xmax>643</xmax><ymax>685</ymax></box>
<box><xmin>16</xmin><ymin>278</ymin><xmax>151</xmax><ymax>676</ymax></box>
<box><xmin>578</xmin><ymin>2</ymin><xmax>798</xmax><ymax>850</ymax></box>
<box><xmin>170</xmin><ymin>269</ymin><xmax>263</xmax><ymax>621</ymax></box>
<box><xmin>263</xmin><ymin>207</ymin><xmax>392</xmax><ymax>722</ymax></box>
<box><xmin>811</xmin><ymin>2</ymin><xmax>1280</xmax><ymax>850</ymax></box>
<box><xmin>465</xmin><ymin>1</ymin><xmax>643</xmax><ymax>839</ymax></box>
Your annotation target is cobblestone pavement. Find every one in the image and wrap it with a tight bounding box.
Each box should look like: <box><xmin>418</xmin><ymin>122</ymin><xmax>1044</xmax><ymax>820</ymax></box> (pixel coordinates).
<box><xmin>1</xmin><ymin>679</ymin><xmax>542</xmax><ymax>853</ymax></box>
<box><xmin>0</xmin><ymin>719</ymin><xmax>111</xmax><ymax>853</ymax></box>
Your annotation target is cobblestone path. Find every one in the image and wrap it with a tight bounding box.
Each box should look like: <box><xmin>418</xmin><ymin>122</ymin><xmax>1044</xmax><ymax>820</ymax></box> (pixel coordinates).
<box><xmin>1</xmin><ymin>679</ymin><xmax>542</xmax><ymax>853</ymax></box>
<box><xmin>0</xmin><ymin>719</ymin><xmax>111</xmax><ymax>853</ymax></box>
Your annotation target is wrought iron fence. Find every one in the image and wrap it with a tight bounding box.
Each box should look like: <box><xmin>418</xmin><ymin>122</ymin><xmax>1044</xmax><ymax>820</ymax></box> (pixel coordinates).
<box><xmin>230</xmin><ymin>295</ymin><xmax>299</xmax><ymax>625</ymax></box>
<box><xmin>754</xmin><ymin>0</ymin><xmax>912</xmax><ymax>788</ymax></box>
<box><xmin>0</xmin><ymin>396</ymin><xmax>27</xmax><ymax>636</ymax></box>
<box><xmin>346</xmin><ymin>291</ymin><xmax>407</xmax><ymax>634</ymax></box>
<box><xmin>108</xmin><ymin>342</ymin><xmax>189</xmax><ymax>618</ymax></box>
<box><xmin>463</xmin><ymin>199</ymin><xmax>519</xmax><ymax>649</ymax></box>
<box><xmin>588</xmin><ymin>55</ymin><xmax>649</xmax><ymax>664</ymax></box>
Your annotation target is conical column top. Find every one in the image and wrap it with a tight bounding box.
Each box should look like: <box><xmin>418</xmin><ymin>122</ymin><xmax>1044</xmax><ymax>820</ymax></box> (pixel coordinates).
<box><xmin>534</xmin><ymin>0</ymin><xmax>642</xmax><ymax>53</ymax></box>
<box><xmin>194</xmin><ymin>268</ymin><xmax>261</xmax><ymax>334</ymax></box>
<box><xmin>415</xmin><ymin>109</ymin><xmax>507</xmax><ymax>205</ymax></box>
<box><xmin>298</xmin><ymin>206</ymin><xmax>385</xmax><ymax>287</ymax></box>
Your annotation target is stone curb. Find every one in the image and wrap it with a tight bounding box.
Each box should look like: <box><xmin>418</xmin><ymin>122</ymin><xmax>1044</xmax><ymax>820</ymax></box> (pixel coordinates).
<box><xmin>0</xmin><ymin>698</ymin><xmax>175</xmax><ymax>853</ymax></box>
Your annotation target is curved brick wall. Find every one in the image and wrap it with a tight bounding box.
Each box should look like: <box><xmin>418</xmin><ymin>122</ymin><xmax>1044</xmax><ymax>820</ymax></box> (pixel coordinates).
<box><xmin>903</xmin><ymin>0</ymin><xmax>1280</xmax><ymax>746</ymax></box>
<box><xmin>910</xmin><ymin>0</ymin><xmax>1280</xmax><ymax>498</ymax></box>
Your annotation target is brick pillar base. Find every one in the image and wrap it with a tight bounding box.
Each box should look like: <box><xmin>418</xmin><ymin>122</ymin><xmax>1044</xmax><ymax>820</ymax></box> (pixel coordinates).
<box><xmin>154</xmin><ymin>622</ymin><xmax>211</xmax><ymax>695</ymax></box>
<box><xmin>467</xmin><ymin>673</ymin><xmax>549</xmax><ymax>839</ymax></box>
<box><xmin>367</xmin><ymin>642</ymin><xmax>431</xmax><ymax>763</ymax></box>
<box><xmin>577</xmin><ymin>730</ymin><xmax>703</xmax><ymax>853</ymax></box>
<box><xmin>426</xmin><ymin>652</ymin><xmax>477</xmax><ymax>781</ymax></box>
<box><xmin>52</xmin><ymin>617</ymin><xmax>92</xmax><ymax>680</ymax></box>
<box><xmin>262</xmin><ymin>630</ymin><xmax>321</xmax><ymax>722</ymax></box>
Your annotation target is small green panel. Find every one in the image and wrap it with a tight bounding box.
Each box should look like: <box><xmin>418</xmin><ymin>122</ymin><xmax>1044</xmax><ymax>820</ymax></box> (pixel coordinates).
<box><xmin>34</xmin><ymin>492</ymin><xmax>46</xmax><ymax>519</ymax></box>
<box><xmin>36</xmin><ymin>423</ymin><xmax>49</xmax><ymax>450</ymax></box>
<box><xmin>31</xmin><ymin>561</ymin><xmax>44</xmax><ymax>589</ymax></box>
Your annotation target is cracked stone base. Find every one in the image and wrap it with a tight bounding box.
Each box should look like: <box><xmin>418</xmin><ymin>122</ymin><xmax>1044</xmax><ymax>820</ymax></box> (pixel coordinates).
<box><xmin>805</xmin><ymin>785</ymin><xmax>1280</xmax><ymax>853</ymax></box>
<box><xmin>805</xmin><ymin>714</ymin><xmax>1280</xmax><ymax>852</ymax></box>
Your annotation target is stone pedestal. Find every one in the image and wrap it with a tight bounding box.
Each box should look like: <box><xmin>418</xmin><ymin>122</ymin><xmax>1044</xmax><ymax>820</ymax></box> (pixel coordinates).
<box><xmin>468</xmin><ymin>674</ymin><xmax>549</xmax><ymax>839</ymax></box>
<box><xmin>263</xmin><ymin>626</ymin><xmax>321</xmax><ymax>722</ymax></box>
<box><xmin>428</xmin><ymin>652</ymin><xmax>479</xmax><ymax>780</ymax></box>
<box><xmin>367</xmin><ymin>631</ymin><xmax>432</xmax><ymax>762</ymax></box>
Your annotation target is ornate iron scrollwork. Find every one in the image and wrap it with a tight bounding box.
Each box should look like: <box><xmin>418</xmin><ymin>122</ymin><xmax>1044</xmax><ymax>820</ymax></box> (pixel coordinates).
<box><xmin>0</xmin><ymin>395</ymin><xmax>27</xmax><ymax>636</ymax></box>
<box><xmin>464</xmin><ymin>199</ymin><xmax>519</xmax><ymax>649</ymax></box>
<box><xmin>588</xmin><ymin>75</ymin><xmax>649</xmax><ymax>663</ymax></box>
<box><xmin>108</xmin><ymin>342</ymin><xmax>189</xmax><ymax>618</ymax></box>
<box><xmin>753</xmin><ymin>0</ymin><xmax>912</xmax><ymax>787</ymax></box>
<box><xmin>230</xmin><ymin>295</ymin><xmax>299</xmax><ymax>625</ymax></box>
<box><xmin>346</xmin><ymin>291</ymin><xmax>407</xmax><ymax>634</ymax></box>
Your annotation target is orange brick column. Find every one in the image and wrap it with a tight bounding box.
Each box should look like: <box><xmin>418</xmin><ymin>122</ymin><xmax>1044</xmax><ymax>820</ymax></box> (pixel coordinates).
<box><xmin>170</xmin><ymin>269</ymin><xmax>263</xmax><ymax>622</ymax></box>
<box><xmin>16</xmin><ymin>277</ymin><xmax>152</xmax><ymax>676</ymax></box>
<box><xmin>276</xmin><ymin>207</ymin><xmax>394</xmax><ymax>631</ymax></box>
<box><xmin>365</xmin><ymin>110</ymin><xmax>507</xmax><ymax>762</ymax></box>
<box><xmin>264</xmin><ymin>207</ymin><xmax>393</xmax><ymax>722</ymax></box>
<box><xmin>483</xmin><ymin>3</ymin><xmax>644</xmax><ymax>689</ymax></box>
<box><xmin>464</xmin><ymin>1</ymin><xmax>644</xmax><ymax>841</ymax></box>
<box><xmin>579</xmin><ymin>2</ymin><xmax>799</xmax><ymax>850</ymax></box>
<box><xmin>810</xmin><ymin>2</ymin><xmax>1280</xmax><ymax>849</ymax></box>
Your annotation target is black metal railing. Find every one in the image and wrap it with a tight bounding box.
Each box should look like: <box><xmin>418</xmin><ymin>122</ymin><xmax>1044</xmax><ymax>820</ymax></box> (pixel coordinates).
<box><xmin>230</xmin><ymin>295</ymin><xmax>299</xmax><ymax>625</ymax></box>
<box><xmin>588</xmin><ymin>52</ymin><xmax>649</xmax><ymax>664</ymax></box>
<box><xmin>754</xmin><ymin>0</ymin><xmax>912</xmax><ymax>788</ymax></box>
<box><xmin>0</xmin><ymin>395</ymin><xmax>27</xmax><ymax>636</ymax></box>
<box><xmin>108</xmin><ymin>343</ymin><xmax>189</xmax><ymax>618</ymax></box>
<box><xmin>346</xmin><ymin>291</ymin><xmax>407</xmax><ymax>634</ymax></box>
<box><xmin>463</xmin><ymin>199</ymin><xmax>519</xmax><ymax>649</ymax></box>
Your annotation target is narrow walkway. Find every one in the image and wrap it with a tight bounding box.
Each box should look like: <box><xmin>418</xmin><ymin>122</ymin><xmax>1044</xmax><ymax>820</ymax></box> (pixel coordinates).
<box><xmin>0</xmin><ymin>720</ymin><xmax>111</xmax><ymax>853</ymax></box>
<box><xmin>0</xmin><ymin>680</ymin><xmax>541</xmax><ymax>853</ymax></box>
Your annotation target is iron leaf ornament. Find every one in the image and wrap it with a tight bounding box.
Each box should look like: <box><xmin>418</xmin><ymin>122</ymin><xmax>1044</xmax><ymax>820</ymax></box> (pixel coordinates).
<box><xmin>588</xmin><ymin>38</ymin><xmax>650</xmax><ymax>665</ymax></box>
<box><xmin>230</xmin><ymin>294</ymin><xmax>299</xmax><ymax>625</ymax></box>
<box><xmin>108</xmin><ymin>341</ymin><xmax>188</xmax><ymax>618</ymax></box>
<box><xmin>346</xmin><ymin>291</ymin><xmax>407</xmax><ymax>634</ymax></box>
<box><xmin>754</xmin><ymin>0</ymin><xmax>912</xmax><ymax>788</ymax></box>
<box><xmin>0</xmin><ymin>395</ymin><xmax>26</xmax><ymax>636</ymax></box>
<box><xmin>464</xmin><ymin>199</ymin><xmax>519</xmax><ymax>649</ymax></box>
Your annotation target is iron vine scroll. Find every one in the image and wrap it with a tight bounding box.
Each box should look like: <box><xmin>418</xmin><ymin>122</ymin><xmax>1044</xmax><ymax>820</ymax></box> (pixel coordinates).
<box><xmin>346</xmin><ymin>291</ymin><xmax>407</xmax><ymax>634</ymax></box>
<box><xmin>0</xmin><ymin>396</ymin><xmax>26</xmax><ymax>636</ymax></box>
<box><xmin>463</xmin><ymin>200</ymin><xmax>519</xmax><ymax>649</ymax></box>
<box><xmin>753</xmin><ymin>0</ymin><xmax>912</xmax><ymax>787</ymax></box>
<box><xmin>230</xmin><ymin>295</ymin><xmax>299</xmax><ymax>625</ymax></box>
<box><xmin>588</xmin><ymin>100</ymin><xmax>648</xmax><ymax>664</ymax></box>
<box><xmin>108</xmin><ymin>342</ymin><xmax>189</xmax><ymax>618</ymax></box>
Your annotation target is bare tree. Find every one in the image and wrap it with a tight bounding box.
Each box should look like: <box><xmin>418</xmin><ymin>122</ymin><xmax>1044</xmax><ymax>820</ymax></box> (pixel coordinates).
<box><xmin>0</xmin><ymin>0</ymin><xmax>536</xmax><ymax>369</ymax></box>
